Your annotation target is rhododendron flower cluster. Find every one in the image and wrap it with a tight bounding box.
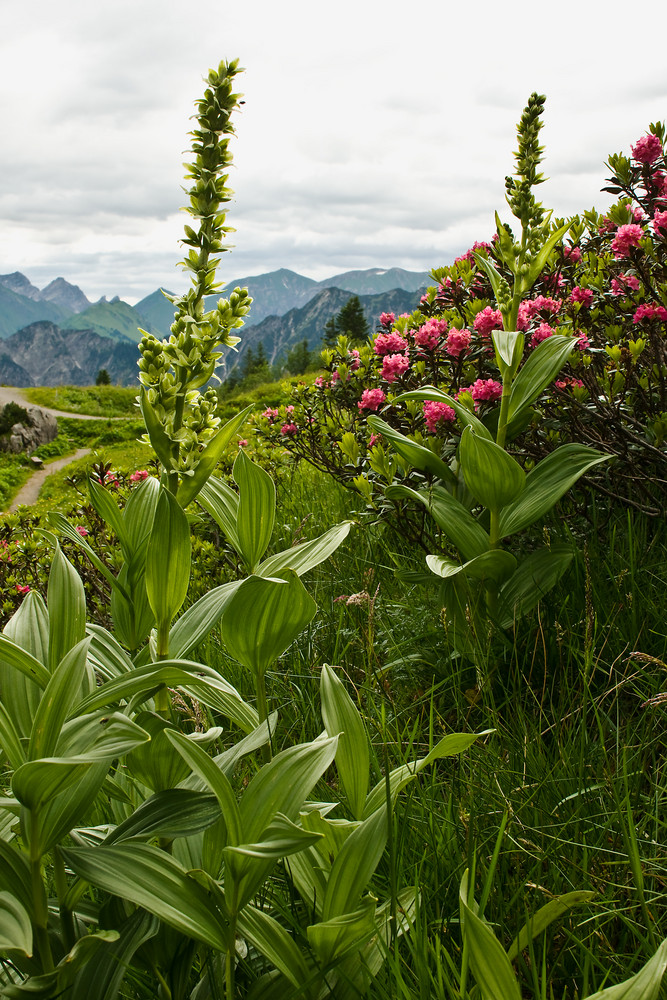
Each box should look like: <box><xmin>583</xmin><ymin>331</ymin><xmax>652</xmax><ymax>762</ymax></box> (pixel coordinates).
<box><xmin>129</xmin><ymin>469</ymin><xmax>149</xmax><ymax>483</ymax></box>
<box><xmin>374</xmin><ymin>331</ymin><xmax>408</xmax><ymax>356</ymax></box>
<box><xmin>280</xmin><ymin>422</ymin><xmax>298</xmax><ymax>436</ymax></box>
<box><xmin>611</xmin><ymin>224</ymin><xmax>644</xmax><ymax>258</ymax></box>
<box><xmin>382</xmin><ymin>353</ymin><xmax>410</xmax><ymax>383</ymax></box>
<box><xmin>610</xmin><ymin>274</ymin><xmax>641</xmax><ymax>296</ymax></box>
<box><xmin>517</xmin><ymin>296</ymin><xmax>562</xmax><ymax>331</ymax></box>
<box><xmin>445</xmin><ymin>328</ymin><xmax>472</xmax><ymax>357</ymax></box>
<box><xmin>654</xmin><ymin>209</ymin><xmax>667</xmax><ymax>234</ymax></box>
<box><xmin>379</xmin><ymin>312</ymin><xmax>395</xmax><ymax>328</ymax></box>
<box><xmin>468</xmin><ymin>378</ymin><xmax>503</xmax><ymax>402</ymax></box>
<box><xmin>414</xmin><ymin>318</ymin><xmax>447</xmax><ymax>349</ymax></box>
<box><xmin>262</xmin><ymin>407</ymin><xmax>280</xmax><ymax>421</ymax></box>
<box><xmin>531</xmin><ymin>323</ymin><xmax>556</xmax><ymax>347</ymax></box>
<box><xmin>358</xmin><ymin>388</ymin><xmax>386</xmax><ymax>412</ymax></box>
<box><xmin>570</xmin><ymin>287</ymin><xmax>593</xmax><ymax>307</ymax></box>
<box><xmin>563</xmin><ymin>245</ymin><xmax>582</xmax><ymax>263</ymax></box>
<box><xmin>633</xmin><ymin>303</ymin><xmax>667</xmax><ymax>323</ymax></box>
<box><xmin>473</xmin><ymin>306</ymin><xmax>503</xmax><ymax>337</ymax></box>
<box><xmin>631</xmin><ymin>133</ymin><xmax>663</xmax><ymax>164</ymax></box>
<box><xmin>423</xmin><ymin>400</ymin><xmax>456</xmax><ymax>433</ymax></box>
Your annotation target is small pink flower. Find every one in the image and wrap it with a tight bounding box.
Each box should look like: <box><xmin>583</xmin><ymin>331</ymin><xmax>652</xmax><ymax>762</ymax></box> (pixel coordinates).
<box><xmin>611</xmin><ymin>223</ymin><xmax>644</xmax><ymax>258</ymax></box>
<box><xmin>563</xmin><ymin>245</ymin><xmax>582</xmax><ymax>263</ymax></box>
<box><xmin>423</xmin><ymin>400</ymin><xmax>456</xmax><ymax>433</ymax></box>
<box><xmin>468</xmin><ymin>378</ymin><xmax>503</xmax><ymax>403</ymax></box>
<box><xmin>473</xmin><ymin>306</ymin><xmax>503</xmax><ymax>337</ymax></box>
<box><xmin>238</xmin><ymin>439</ymin><xmax>248</xmax><ymax>447</ymax></box>
<box><xmin>331</xmin><ymin>371</ymin><xmax>340</xmax><ymax>384</ymax></box>
<box><xmin>555</xmin><ymin>377</ymin><xmax>585</xmax><ymax>390</ymax></box>
<box><xmin>531</xmin><ymin>323</ymin><xmax>556</xmax><ymax>347</ymax></box>
<box><xmin>348</xmin><ymin>349</ymin><xmax>361</xmax><ymax>371</ymax></box>
<box><xmin>633</xmin><ymin>303</ymin><xmax>667</xmax><ymax>323</ymax></box>
<box><xmin>129</xmin><ymin>469</ymin><xmax>149</xmax><ymax>483</ymax></box>
<box><xmin>15</xmin><ymin>584</ymin><xmax>30</xmax><ymax>595</ymax></box>
<box><xmin>517</xmin><ymin>296</ymin><xmax>562</xmax><ymax>330</ymax></box>
<box><xmin>570</xmin><ymin>287</ymin><xmax>594</xmax><ymax>307</ymax></box>
<box><xmin>368</xmin><ymin>432</ymin><xmax>381</xmax><ymax>448</ymax></box>
<box><xmin>654</xmin><ymin>209</ymin><xmax>667</xmax><ymax>234</ymax></box>
<box><xmin>374</xmin><ymin>331</ymin><xmax>408</xmax><ymax>356</ymax></box>
<box><xmin>598</xmin><ymin>216</ymin><xmax>615</xmax><ymax>235</ymax></box>
<box><xmin>631</xmin><ymin>133</ymin><xmax>663</xmax><ymax>165</ymax></box>
<box><xmin>445</xmin><ymin>328</ymin><xmax>472</xmax><ymax>358</ymax></box>
<box><xmin>262</xmin><ymin>407</ymin><xmax>279</xmax><ymax>421</ymax></box>
<box><xmin>610</xmin><ymin>274</ymin><xmax>641</xmax><ymax>296</ymax></box>
<box><xmin>414</xmin><ymin>318</ymin><xmax>447</xmax><ymax>349</ymax></box>
<box><xmin>280</xmin><ymin>422</ymin><xmax>298</xmax><ymax>436</ymax></box>
<box><xmin>576</xmin><ymin>334</ymin><xmax>591</xmax><ymax>351</ymax></box>
<box><xmin>75</xmin><ymin>525</ymin><xmax>89</xmax><ymax>537</ymax></box>
<box><xmin>632</xmin><ymin>206</ymin><xmax>645</xmax><ymax>222</ymax></box>
<box><xmin>379</xmin><ymin>312</ymin><xmax>395</xmax><ymax>328</ymax></box>
<box><xmin>314</xmin><ymin>377</ymin><xmax>329</xmax><ymax>389</ymax></box>
<box><xmin>285</xmin><ymin>405</ymin><xmax>295</xmax><ymax>414</ymax></box>
<box><xmin>381</xmin><ymin>353</ymin><xmax>410</xmax><ymax>383</ymax></box>
<box><xmin>358</xmin><ymin>388</ymin><xmax>386</xmax><ymax>412</ymax></box>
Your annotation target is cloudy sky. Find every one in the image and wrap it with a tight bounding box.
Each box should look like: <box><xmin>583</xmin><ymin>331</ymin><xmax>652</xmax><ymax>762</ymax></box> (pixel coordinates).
<box><xmin>1</xmin><ymin>0</ymin><xmax>666</xmax><ymax>304</ymax></box>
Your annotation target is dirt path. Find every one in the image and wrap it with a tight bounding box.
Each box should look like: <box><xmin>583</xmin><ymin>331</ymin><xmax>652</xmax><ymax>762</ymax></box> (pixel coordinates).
<box><xmin>6</xmin><ymin>448</ymin><xmax>92</xmax><ymax>512</ymax></box>
<box><xmin>0</xmin><ymin>386</ymin><xmax>125</xmax><ymax>421</ymax></box>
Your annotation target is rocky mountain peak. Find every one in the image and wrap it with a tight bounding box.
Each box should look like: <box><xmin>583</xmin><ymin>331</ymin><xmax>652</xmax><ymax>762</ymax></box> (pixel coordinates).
<box><xmin>39</xmin><ymin>277</ymin><xmax>90</xmax><ymax>313</ymax></box>
<box><xmin>0</xmin><ymin>272</ymin><xmax>42</xmax><ymax>301</ymax></box>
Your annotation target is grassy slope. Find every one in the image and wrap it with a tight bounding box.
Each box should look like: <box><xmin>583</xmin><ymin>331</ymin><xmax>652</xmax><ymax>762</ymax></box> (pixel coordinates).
<box><xmin>23</xmin><ymin>385</ymin><xmax>138</xmax><ymax>416</ymax></box>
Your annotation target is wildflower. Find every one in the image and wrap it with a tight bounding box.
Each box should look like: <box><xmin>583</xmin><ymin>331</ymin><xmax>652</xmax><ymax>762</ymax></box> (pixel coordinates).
<box><xmin>15</xmin><ymin>584</ymin><xmax>30</xmax><ymax>595</ymax></box>
<box><xmin>381</xmin><ymin>353</ymin><xmax>410</xmax><ymax>383</ymax></box>
<box><xmin>654</xmin><ymin>209</ymin><xmax>667</xmax><ymax>234</ymax></box>
<box><xmin>423</xmin><ymin>400</ymin><xmax>456</xmax><ymax>433</ymax></box>
<box><xmin>75</xmin><ymin>525</ymin><xmax>89</xmax><ymax>537</ymax></box>
<box><xmin>473</xmin><ymin>307</ymin><xmax>503</xmax><ymax>337</ymax></box>
<box><xmin>517</xmin><ymin>296</ymin><xmax>562</xmax><ymax>330</ymax></box>
<box><xmin>563</xmin><ymin>245</ymin><xmax>582</xmax><ymax>263</ymax></box>
<box><xmin>555</xmin><ymin>378</ymin><xmax>585</xmax><ymax>390</ymax></box>
<box><xmin>468</xmin><ymin>378</ymin><xmax>503</xmax><ymax>402</ymax></box>
<box><xmin>280</xmin><ymin>422</ymin><xmax>298</xmax><ymax>436</ymax></box>
<box><xmin>314</xmin><ymin>377</ymin><xmax>329</xmax><ymax>389</ymax></box>
<box><xmin>611</xmin><ymin>224</ymin><xmax>644</xmax><ymax>258</ymax></box>
<box><xmin>531</xmin><ymin>323</ymin><xmax>555</xmax><ymax>347</ymax></box>
<box><xmin>379</xmin><ymin>312</ymin><xmax>395</xmax><ymax>328</ymax></box>
<box><xmin>374</xmin><ymin>331</ymin><xmax>408</xmax><ymax>356</ymax></box>
<box><xmin>368</xmin><ymin>432</ymin><xmax>381</xmax><ymax>448</ymax></box>
<box><xmin>631</xmin><ymin>133</ymin><xmax>663</xmax><ymax>164</ymax></box>
<box><xmin>610</xmin><ymin>274</ymin><xmax>641</xmax><ymax>296</ymax></box>
<box><xmin>238</xmin><ymin>439</ymin><xmax>248</xmax><ymax>447</ymax></box>
<box><xmin>358</xmin><ymin>388</ymin><xmax>386</xmax><ymax>412</ymax></box>
<box><xmin>633</xmin><ymin>303</ymin><xmax>667</xmax><ymax>323</ymax></box>
<box><xmin>445</xmin><ymin>328</ymin><xmax>472</xmax><ymax>358</ymax></box>
<box><xmin>570</xmin><ymin>287</ymin><xmax>594</xmax><ymax>307</ymax></box>
<box><xmin>348</xmin><ymin>349</ymin><xmax>361</xmax><ymax>371</ymax></box>
<box><xmin>129</xmin><ymin>469</ymin><xmax>149</xmax><ymax>483</ymax></box>
<box><xmin>414</xmin><ymin>318</ymin><xmax>447</xmax><ymax>349</ymax></box>
<box><xmin>262</xmin><ymin>407</ymin><xmax>279</xmax><ymax>421</ymax></box>
<box><xmin>576</xmin><ymin>334</ymin><xmax>591</xmax><ymax>351</ymax></box>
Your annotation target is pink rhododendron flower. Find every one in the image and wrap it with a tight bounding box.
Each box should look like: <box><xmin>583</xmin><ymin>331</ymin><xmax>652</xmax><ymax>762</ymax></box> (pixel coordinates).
<box><xmin>555</xmin><ymin>378</ymin><xmax>585</xmax><ymax>390</ymax></box>
<box><xmin>262</xmin><ymin>407</ymin><xmax>279</xmax><ymax>421</ymax></box>
<box><xmin>633</xmin><ymin>303</ymin><xmax>667</xmax><ymax>323</ymax></box>
<box><xmin>454</xmin><ymin>240</ymin><xmax>493</xmax><ymax>264</ymax></box>
<box><xmin>374</xmin><ymin>331</ymin><xmax>408</xmax><ymax>356</ymax></box>
<box><xmin>280</xmin><ymin>422</ymin><xmax>298</xmax><ymax>436</ymax></box>
<box><xmin>598</xmin><ymin>216</ymin><xmax>615</xmax><ymax>235</ymax></box>
<box><xmin>576</xmin><ymin>334</ymin><xmax>591</xmax><ymax>351</ymax></box>
<box><xmin>314</xmin><ymin>377</ymin><xmax>329</xmax><ymax>389</ymax></box>
<box><xmin>379</xmin><ymin>312</ymin><xmax>395</xmax><ymax>328</ymax></box>
<box><xmin>75</xmin><ymin>525</ymin><xmax>89</xmax><ymax>537</ymax></box>
<box><xmin>423</xmin><ymin>400</ymin><xmax>456</xmax><ymax>433</ymax></box>
<box><xmin>129</xmin><ymin>470</ymin><xmax>149</xmax><ymax>483</ymax></box>
<box><xmin>570</xmin><ymin>287</ymin><xmax>594</xmax><ymax>307</ymax></box>
<box><xmin>445</xmin><ymin>328</ymin><xmax>472</xmax><ymax>357</ymax></box>
<box><xmin>348</xmin><ymin>349</ymin><xmax>361</xmax><ymax>371</ymax></box>
<box><xmin>358</xmin><ymin>388</ymin><xmax>386</xmax><ymax>412</ymax></box>
<box><xmin>563</xmin><ymin>245</ymin><xmax>582</xmax><ymax>263</ymax></box>
<box><xmin>414</xmin><ymin>318</ymin><xmax>447</xmax><ymax>349</ymax></box>
<box><xmin>517</xmin><ymin>296</ymin><xmax>561</xmax><ymax>330</ymax></box>
<box><xmin>610</xmin><ymin>273</ymin><xmax>640</xmax><ymax>296</ymax></box>
<box><xmin>531</xmin><ymin>323</ymin><xmax>555</xmax><ymax>347</ymax></box>
<box><xmin>381</xmin><ymin>353</ymin><xmax>410</xmax><ymax>383</ymax></box>
<box><xmin>368</xmin><ymin>433</ymin><xmax>381</xmax><ymax>448</ymax></box>
<box><xmin>285</xmin><ymin>405</ymin><xmax>294</xmax><ymax>414</ymax></box>
<box><xmin>631</xmin><ymin>133</ymin><xmax>663</xmax><ymax>164</ymax></box>
<box><xmin>238</xmin><ymin>439</ymin><xmax>248</xmax><ymax>447</ymax></box>
<box><xmin>473</xmin><ymin>306</ymin><xmax>503</xmax><ymax>337</ymax></box>
<box><xmin>611</xmin><ymin>224</ymin><xmax>644</xmax><ymax>258</ymax></box>
<box><xmin>654</xmin><ymin>209</ymin><xmax>667</xmax><ymax>234</ymax></box>
<box><xmin>468</xmin><ymin>378</ymin><xmax>503</xmax><ymax>402</ymax></box>
<box><xmin>331</xmin><ymin>371</ymin><xmax>340</xmax><ymax>384</ymax></box>
<box><xmin>16</xmin><ymin>585</ymin><xmax>30</xmax><ymax>595</ymax></box>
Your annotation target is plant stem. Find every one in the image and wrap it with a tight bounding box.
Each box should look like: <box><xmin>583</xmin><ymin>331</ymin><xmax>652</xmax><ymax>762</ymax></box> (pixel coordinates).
<box><xmin>256</xmin><ymin>671</ymin><xmax>272</xmax><ymax>762</ymax></box>
<box><xmin>30</xmin><ymin>828</ymin><xmax>54</xmax><ymax>973</ymax></box>
<box><xmin>53</xmin><ymin>847</ymin><xmax>75</xmax><ymax>953</ymax></box>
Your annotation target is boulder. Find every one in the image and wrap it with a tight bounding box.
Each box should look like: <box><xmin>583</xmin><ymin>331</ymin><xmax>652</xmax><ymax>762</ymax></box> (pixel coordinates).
<box><xmin>1</xmin><ymin>406</ymin><xmax>57</xmax><ymax>454</ymax></box>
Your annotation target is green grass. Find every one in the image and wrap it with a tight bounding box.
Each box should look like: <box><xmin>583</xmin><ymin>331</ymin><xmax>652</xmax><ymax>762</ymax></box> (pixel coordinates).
<box><xmin>0</xmin><ymin>452</ymin><xmax>33</xmax><ymax>510</ymax></box>
<box><xmin>23</xmin><ymin>384</ymin><xmax>138</xmax><ymax>417</ymax></box>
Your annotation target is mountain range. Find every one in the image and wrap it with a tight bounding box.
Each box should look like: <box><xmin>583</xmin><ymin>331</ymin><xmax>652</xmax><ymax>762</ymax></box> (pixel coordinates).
<box><xmin>0</xmin><ymin>266</ymin><xmax>430</xmax><ymax>386</ymax></box>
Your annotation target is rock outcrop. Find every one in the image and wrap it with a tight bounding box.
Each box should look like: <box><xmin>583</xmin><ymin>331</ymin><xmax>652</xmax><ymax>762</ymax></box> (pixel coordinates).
<box><xmin>0</xmin><ymin>406</ymin><xmax>57</xmax><ymax>454</ymax></box>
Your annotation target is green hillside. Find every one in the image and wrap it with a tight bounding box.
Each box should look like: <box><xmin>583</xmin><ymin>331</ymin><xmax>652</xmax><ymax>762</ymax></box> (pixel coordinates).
<box><xmin>0</xmin><ymin>285</ymin><xmax>70</xmax><ymax>339</ymax></box>
<box><xmin>63</xmin><ymin>298</ymin><xmax>157</xmax><ymax>342</ymax></box>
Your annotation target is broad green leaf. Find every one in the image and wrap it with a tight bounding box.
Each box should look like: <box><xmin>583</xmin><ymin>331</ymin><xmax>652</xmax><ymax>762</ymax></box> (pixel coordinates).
<box><xmin>3</xmin><ymin>589</ymin><xmax>49</xmax><ymax>665</ymax></box>
<box><xmin>507</xmin><ymin>890</ymin><xmax>595</xmax><ymax>961</ymax></box>
<box><xmin>166</xmin><ymin>729</ymin><xmax>242</xmax><ymax>846</ymax></box>
<box><xmin>460</xmin><ymin>871</ymin><xmax>522</xmax><ymax>1000</ymax></box>
<box><xmin>139</xmin><ymin>388</ymin><xmax>174</xmax><ymax>470</ymax></box>
<box><xmin>493</xmin><ymin>213</ymin><xmax>517</xmax><ymax>269</ymax></box>
<box><xmin>1</xmin><ymin>594</ymin><xmax>50</xmax><ymax>740</ymax></box>
<box><xmin>86</xmin><ymin>624</ymin><xmax>134</xmax><ymax>680</ymax></box>
<box><xmin>0</xmin><ymin>930</ymin><xmax>120</xmax><ymax>998</ymax></box>
<box><xmin>13</xmin><ymin>759</ymin><xmax>95</xmax><ymax>812</ymax></box>
<box><xmin>28</xmin><ymin>638</ymin><xmax>92</xmax><ymax>760</ymax></box>
<box><xmin>69</xmin><ymin>909</ymin><xmax>159</xmax><ymax>1000</ymax></box>
<box><xmin>47</xmin><ymin>511</ymin><xmax>127</xmax><ymax>599</ymax></box>
<box><xmin>459</xmin><ymin>426</ymin><xmax>525</xmax><ymax>510</ymax></box>
<box><xmin>197</xmin><ymin>476</ymin><xmax>241</xmax><ymax>553</ymax></box>
<box><xmin>104</xmin><ymin>789</ymin><xmax>221</xmax><ymax>845</ymax></box>
<box><xmin>168</xmin><ymin>580</ymin><xmax>244</xmax><ymax>659</ymax></box>
<box><xmin>0</xmin><ymin>699</ymin><xmax>26</xmax><ymax>770</ymax></box>
<box><xmin>524</xmin><ymin>219</ymin><xmax>572</xmax><ymax>290</ymax></box>
<box><xmin>507</xmin><ymin>335</ymin><xmax>576</xmax><ymax>422</ymax></box>
<box><xmin>88</xmin><ymin>479</ymin><xmax>129</xmax><ymax>555</ymax></box>
<box><xmin>491</xmin><ymin>330</ymin><xmax>524</xmax><ymax>377</ymax></box>
<box><xmin>321</xmin><ymin>665</ymin><xmax>369</xmax><ymax>820</ymax></box>
<box><xmin>224</xmin><ymin>813</ymin><xmax>323</xmax><ymax>887</ymax></box>
<box><xmin>0</xmin><ymin>892</ymin><xmax>33</xmax><ymax>955</ymax></box>
<box><xmin>145</xmin><ymin>489</ymin><xmax>191</xmax><ymax>636</ymax></box>
<box><xmin>240</xmin><ymin>737</ymin><xmax>339</xmax><ymax>843</ymax></box>
<box><xmin>308</xmin><ymin>897</ymin><xmax>377</xmax><ymax>967</ymax></box>
<box><xmin>472</xmin><ymin>250</ymin><xmax>505</xmax><ymax>300</ymax></box>
<box><xmin>47</xmin><ymin>542</ymin><xmax>86</xmax><ymax>674</ymax></box>
<box><xmin>323</xmin><ymin>808</ymin><xmax>387</xmax><ymax>920</ymax></box>
<box><xmin>394</xmin><ymin>386</ymin><xmax>493</xmax><ymax>440</ymax></box>
<box><xmin>177</xmin><ymin>404</ymin><xmax>254</xmax><ymax>508</ymax></box>
<box><xmin>0</xmin><ymin>841</ymin><xmax>32</xmax><ymax>913</ymax></box>
<box><xmin>586</xmin><ymin>937</ymin><xmax>667</xmax><ymax>999</ymax></box>
<box><xmin>123</xmin><ymin>473</ymin><xmax>161</xmax><ymax>552</ymax></box>
<box><xmin>221</xmin><ymin>572</ymin><xmax>317</xmax><ymax>679</ymax></box>
<box><xmin>497</xmin><ymin>545</ymin><xmax>574</xmax><ymax>628</ymax></box>
<box><xmin>237</xmin><ymin>904</ymin><xmax>312</xmax><ymax>993</ymax></box>
<box><xmin>57</xmin><ymin>711</ymin><xmax>151</xmax><ymax>760</ymax></box>
<box><xmin>426</xmin><ymin>549</ymin><xmax>517</xmax><ymax>585</ymax></box>
<box><xmin>233</xmin><ymin>449</ymin><xmax>276</xmax><ymax>571</ymax></box>
<box><xmin>499</xmin><ymin>444</ymin><xmax>611</xmax><ymax>538</ymax></box>
<box><xmin>385</xmin><ymin>483</ymin><xmax>490</xmax><ymax>562</ymax></box>
<box><xmin>363</xmin><ymin>731</ymin><xmax>487</xmax><ymax>819</ymax></box>
<box><xmin>35</xmin><ymin>763</ymin><xmax>109</xmax><ymax>857</ymax></box>
<box><xmin>63</xmin><ymin>843</ymin><xmax>230</xmax><ymax>951</ymax></box>
<box><xmin>257</xmin><ymin>520</ymin><xmax>353</xmax><ymax>578</ymax></box>
<box><xmin>125</xmin><ymin>712</ymin><xmax>191</xmax><ymax>791</ymax></box>
<box><xmin>300</xmin><ymin>809</ymin><xmax>360</xmax><ymax>864</ymax></box>
<box><xmin>367</xmin><ymin>416</ymin><xmax>457</xmax><ymax>483</ymax></box>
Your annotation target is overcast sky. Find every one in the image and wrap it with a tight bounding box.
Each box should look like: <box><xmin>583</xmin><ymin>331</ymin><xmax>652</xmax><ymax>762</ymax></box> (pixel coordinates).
<box><xmin>1</xmin><ymin>0</ymin><xmax>666</xmax><ymax>304</ymax></box>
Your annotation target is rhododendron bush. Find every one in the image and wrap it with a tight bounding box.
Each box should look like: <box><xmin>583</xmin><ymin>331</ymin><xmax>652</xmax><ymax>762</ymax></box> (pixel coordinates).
<box><xmin>254</xmin><ymin>121</ymin><xmax>667</xmax><ymax>530</ymax></box>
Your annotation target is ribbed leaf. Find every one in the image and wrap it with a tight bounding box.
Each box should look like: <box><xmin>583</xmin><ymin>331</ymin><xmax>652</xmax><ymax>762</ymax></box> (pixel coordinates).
<box><xmin>426</xmin><ymin>549</ymin><xmax>517</xmax><ymax>585</ymax></box>
<box><xmin>0</xmin><ymin>842</ymin><xmax>32</xmax><ymax>912</ymax></box>
<box><xmin>88</xmin><ymin>479</ymin><xmax>129</xmax><ymax>555</ymax></box>
<box><xmin>221</xmin><ymin>572</ymin><xmax>317</xmax><ymax>679</ymax></box>
<box><xmin>46</xmin><ymin>542</ymin><xmax>86</xmax><ymax>674</ymax></box>
<box><xmin>1</xmin><ymin>594</ymin><xmax>50</xmax><ymax>740</ymax></box>
<box><xmin>13</xmin><ymin>759</ymin><xmax>95</xmax><ymax>812</ymax></box>
<box><xmin>0</xmin><ymin>699</ymin><xmax>26</xmax><ymax>770</ymax></box>
<box><xmin>472</xmin><ymin>249</ymin><xmax>505</xmax><ymax>299</ymax></box>
<box><xmin>491</xmin><ymin>330</ymin><xmax>524</xmax><ymax>377</ymax></box>
<box><xmin>237</xmin><ymin>904</ymin><xmax>312</xmax><ymax>993</ymax></box>
<box><xmin>28</xmin><ymin>638</ymin><xmax>92</xmax><ymax>760</ymax></box>
<box><xmin>323</xmin><ymin>808</ymin><xmax>387</xmax><ymax>920</ymax></box>
<box><xmin>587</xmin><ymin>937</ymin><xmax>667</xmax><ymax>999</ymax></box>
<box><xmin>57</xmin><ymin>711</ymin><xmax>151</xmax><ymax>760</ymax></box>
<box><xmin>384</xmin><ymin>484</ymin><xmax>489</xmax><ymax>562</ymax></box>
<box><xmin>308</xmin><ymin>897</ymin><xmax>377</xmax><ymax>967</ymax></box>
<box><xmin>257</xmin><ymin>521</ymin><xmax>353</xmax><ymax>578</ymax></box>
<box><xmin>459</xmin><ymin>426</ymin><xmax>525</xmax><ymax>510</ymax></box>
<box><xmin>122</xmin><ymin>473</ymin><xmax>161</xmax><ymax>552</ymax></box>
<box><xmin>0</xmin><ymin>892</ymin><xmax>33</xmax><ymax>955</ymax></box>
<box><xmin>460</xmin><ymin>871</ymin><xmax>522</xmax><ymax>1000</ymax></box>
<box><xmin>139</xmin><ymin>388</ymin><xmax>174</xmax><ymax>470</ymax></box>
<box><xmin>367</xmin><ymin>416</ymin><xmax>456</xmax><ymax>483</ymax></box>
<box><xmin>497</xmin><ymin>545</ymin><xmax>574</xmax><ymax>628</ymax></box>
<box><xmin>177</xmin><ymin>404</ymin><xmax>254</xmax><ymax>508</ymax></box>
<box><xmin>63</xmin><ymin>843</ymin><xmax>229</xmax><ymax>951</ymax></box>
<box><xmin>34</xmin><ymin>763</ymin><xmax>109</xmax><ymax>856</ymax></box>
<box><xmin>168</xmin><ymin>580</ymin><xmax>244</xmax><ymax>659</ymax></box>
<box><xmin>226</xmin><ymin>813</ymin><xmax>322</xmax><ymax>861</ymax></box>
<box><xmin>321</xmin><ymin>665</ymin><xmax>369</xmax><ymax>820</ymax></box>
<box><xmin>233</xmin><ymin>449</ymin><xmax>276</xmax><ymax>571</ymax></box>
<box><xmin>166</xmin><ymin>729</ymin><xmax>241</xmax><ymax>846</ymax></box>
<box><xmin>145</xmin><ymin>489</ymin><xmax>191</xmax><ymax>633</ymax></box>
<box><xmin>197</xmin><ymin>477</ymin><xmax>241</xmax><ymax>553</ymax></box>
<box><xmin>104</xmin><ymin>789</ymin><xmax>221</xmax><ymax>845</ymax></box>
<box><xmin>507</xmin><ymin>890</ymin><xmax>595</xmax><ymax>962</ymax></box>
<box><xmin>508</xmin><ymin>335</ymin><xmax>576</xmax><ymax>421</ymax></box>
<box><xmin>69</xmin><ymin>909</ymin><xmax>159</xmax><ymax>1000</ymax></box>
<box><xmin>499</xmin><ymin>444</ymin><xmax>610</xmax><ymax>538</ymax></box>
<box><xmin>125</xmin><ymin>713</ymin><xmax>190</xmax><ymax>792</ymax></box>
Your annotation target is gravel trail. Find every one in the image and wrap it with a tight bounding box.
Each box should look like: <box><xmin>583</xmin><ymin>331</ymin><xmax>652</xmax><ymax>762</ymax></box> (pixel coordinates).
<box><xmin>6</xmin><ymin>448</ymin><xmax>92</xmax><ymax>512</ymax></box>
